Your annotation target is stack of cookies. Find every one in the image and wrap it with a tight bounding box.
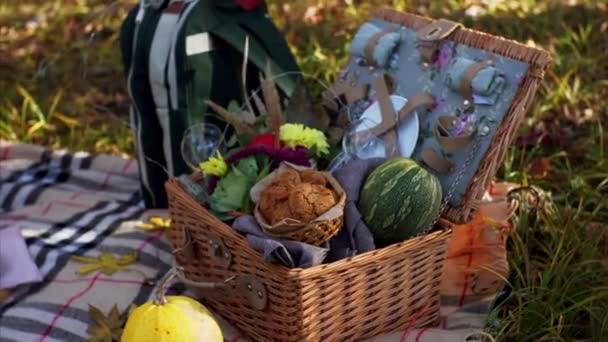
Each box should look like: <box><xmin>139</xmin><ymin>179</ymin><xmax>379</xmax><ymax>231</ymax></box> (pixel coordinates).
<box><xmin>259</xmin><ymin>169</ymin><xmax>338</xmax><ymax>225</ymax></box>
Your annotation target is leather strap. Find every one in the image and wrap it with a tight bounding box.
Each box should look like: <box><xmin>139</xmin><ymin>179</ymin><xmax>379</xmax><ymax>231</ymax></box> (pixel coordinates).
<box><xmin>421</xmin><ymin>148</ymin><xmax>454</xmax><ymax>174</ymax></box>
<box><xmin>416</xmin><ymin>19</ymin><xmax>461</xmax><ymax>65</ymax></box>
<box><xmin>354</xmin><ymin>74</ymin><xmax>434</xmax><ymax>157</ymax></box>
<box><xmin>460</xmin><ymin>59</ymin><xmax>494</xmax><ymax>107</ymax></box>
<box><xmin>416</xmin><ymin>19</ymin><xmax>462</xmax><ymax>41</ymax></box>
<box><xmin>375</xmin><ymin>74</ymin><xmax>399</xmax><ymax>157</ymax></box>
<box><xmin>171</xmin><ymin>228</ymin><xmax>268</xmax><ymax>310</ymax></box>
<box><xmin>434</xmin><ymin>116</ymin><xmax>475</xmax><ymax>152</ymax></box>
<box><xmin>365</xmin><ymin>31</ymin><xmax>388</xmax><ymax>66</ymax></box>
<box><xmin>323</xmin><ymin>73</ymin><xmax>369</xmax><ymax>107</ymax></box>
<box><xmin>365</xmin><ymin>92</ymin><xmax>435</xmax><ymax>138</ymax></box>
<box><xmin>364</xmin><ymin>27</ymin><xmax>398</xmax><ymax>67</ymax></box>
<box><xmin>175</xmin><ymin>268</ymin><xmax>268</xmax><ymax>311</ymax></box>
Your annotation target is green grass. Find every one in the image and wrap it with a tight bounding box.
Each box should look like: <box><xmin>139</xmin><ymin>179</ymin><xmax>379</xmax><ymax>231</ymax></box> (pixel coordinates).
<box><xmin>1</xmin><ymin>0</ymin><xmax>607</xmax><ymax>340</ymax></box>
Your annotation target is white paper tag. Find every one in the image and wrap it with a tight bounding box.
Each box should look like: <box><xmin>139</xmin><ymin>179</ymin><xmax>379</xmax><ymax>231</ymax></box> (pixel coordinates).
<box><xmin>186</xmin><ymin>33</ymin><xmax>213</xmax><ymax>56</ymax></box>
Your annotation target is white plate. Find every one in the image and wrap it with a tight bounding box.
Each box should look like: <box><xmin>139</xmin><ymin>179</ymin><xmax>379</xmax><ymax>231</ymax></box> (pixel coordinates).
<box><xmin>352</xmin><ymin>95</ymin><xmax>420</xmax><ymax>159</ymax></box>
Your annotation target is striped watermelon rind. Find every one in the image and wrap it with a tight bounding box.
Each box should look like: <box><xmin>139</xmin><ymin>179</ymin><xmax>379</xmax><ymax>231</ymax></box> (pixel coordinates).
<box><xmin>358</xmin><ymin>157</ymin><xmax>443</xmax><ymax>245</ymax></box>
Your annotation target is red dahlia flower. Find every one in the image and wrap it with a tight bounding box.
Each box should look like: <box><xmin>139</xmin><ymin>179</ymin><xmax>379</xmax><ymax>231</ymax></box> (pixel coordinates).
<box><xmin>247</xmin><ymin>133</ymin><xmax>276</xmax><ymax>148</ymax></box>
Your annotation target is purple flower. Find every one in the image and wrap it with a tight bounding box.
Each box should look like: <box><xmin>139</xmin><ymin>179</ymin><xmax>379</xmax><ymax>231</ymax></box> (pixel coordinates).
<box><xmin>453</xmin><ymin>114</ymin><xmax>473</xmax><ymax>136</ymax></box>
<box><xmin>433</xmin><ymin>98</ymin><xmax>445</xmax><ymax>111</ymax></box>
<box><xmin>433</xmin><ymin>45</ymin><xmax>453</xmax><ymax>68</ymax></box>
<box><xmin>272</xmin><ymin>146</ymin><xmax>311</xmax><ymax>167</ymax></box>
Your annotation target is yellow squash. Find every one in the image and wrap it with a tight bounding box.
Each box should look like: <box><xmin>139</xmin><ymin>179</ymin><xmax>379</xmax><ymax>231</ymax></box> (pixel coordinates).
<box><xmin>121</xmin><ymin>271</ymin><xmax>223</xmax><ymax>342</ymax></box>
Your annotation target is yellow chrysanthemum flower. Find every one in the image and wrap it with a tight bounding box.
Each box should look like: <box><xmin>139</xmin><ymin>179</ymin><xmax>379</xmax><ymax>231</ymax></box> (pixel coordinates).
<box><xmin>303</xmin><ymin>127</ymin><xmax>330</xmax><ymax>155</ymax></box>
<box><xmin>279</xmin><ymin>123</ymin><xmax>306</xmax><ymax>148</ymax></box>
<box><xmin>199</xmin><ymin>151</ymin><xmax>228</xmax><ymax>177</ymax></box>
<box><xmin>279</xmin><ymin>123</ymin><xmax>329</xmax><ymax>156</ymax></box>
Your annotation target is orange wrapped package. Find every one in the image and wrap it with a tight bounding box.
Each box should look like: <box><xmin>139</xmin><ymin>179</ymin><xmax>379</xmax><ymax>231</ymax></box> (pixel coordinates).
<box><xmin>439</xmin><ymin>182</ymin><xmax>518</xmax><ymax>325</ymax></box>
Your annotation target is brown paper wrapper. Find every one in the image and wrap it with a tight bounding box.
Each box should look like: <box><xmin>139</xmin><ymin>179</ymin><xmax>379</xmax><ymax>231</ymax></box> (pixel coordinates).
<box><xmin>250</xmin><ymin>162</ymin><xmax>346</xmax><ymax>244</ymax></box>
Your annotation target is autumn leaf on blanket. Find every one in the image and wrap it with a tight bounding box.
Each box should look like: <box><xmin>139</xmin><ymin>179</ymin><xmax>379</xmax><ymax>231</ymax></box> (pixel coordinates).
<box><xmin>135</xmin><ymin>216</ymin><xmax>171</xmax><ymax>231</ymax></box>
<box><xmin>86</xmin><ymin>304</ymin><xmax>125</xmax><ymax>342</ymax></box>
<box><xmin>71</xmin><ymin>252</ymin><xmax>139</xmax><ymax>276</ymax></box>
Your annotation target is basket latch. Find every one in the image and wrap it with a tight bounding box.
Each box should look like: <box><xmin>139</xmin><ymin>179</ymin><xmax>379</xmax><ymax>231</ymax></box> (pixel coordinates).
<box><xmin>416</xmin><ymin>19</ymin><xmax>462</xmax><ymax>65</ymax></box>
<box><xmin>173</xmin><ymin>267</ymin><xmax>268</xmax><ymax>310</ymax></box>
<box><xmin>416</xmin><ymin>19</ymin><xmax>461</xmax><ymax>41</ymax></box>
<box><xmin>208</xmin><ymin>235</ymin><xmax>232</xmax><ymax>268</ymax></box>
<box><xmin>234</xmin><ymin>274</ymin><xmax>268</xmax><ymax>310</ymax></box>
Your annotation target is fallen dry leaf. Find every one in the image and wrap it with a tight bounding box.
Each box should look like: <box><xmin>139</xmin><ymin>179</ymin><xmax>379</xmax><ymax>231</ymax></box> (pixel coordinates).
<box><xmin>527</xmin><ymin>158</ymin><xmax>552</xmax><ymax>179</ymax></box>
<box><xmin>86</xmin><ymin>304</ymin><xmax>124</xmax><ymax>342</ymax></box>
<box><xmin>71</xmin><ymin>252</ymin><xmax>138</xmax><ymax>276</ymax></box>
<box><xmin>135</xmin><ymin>216</ymin><xmax>171</xmax><ymax>231</ymax></box>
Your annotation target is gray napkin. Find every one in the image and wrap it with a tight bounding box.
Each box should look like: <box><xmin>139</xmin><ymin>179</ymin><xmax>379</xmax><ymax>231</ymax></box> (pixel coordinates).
<box><xmin>232</xmin><ymin>216</ymin><xmax>329</xmax><ymax>268</ymax></box>
<box><xmin>446</xmin><ymin>57</ymin><xmax>506</xmax><ymax>105</ymax></box>
<box><xmin>325</xmin><ymin>158</ymin><xmax>385</xmax><ymax>262</ymax></box>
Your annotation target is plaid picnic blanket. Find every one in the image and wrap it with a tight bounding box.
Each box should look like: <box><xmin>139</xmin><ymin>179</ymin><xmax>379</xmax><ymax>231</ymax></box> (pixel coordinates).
<box><xmin>0</xmin><ymin>141</ymin><xmax>510</xmax><ymax>342</ymax></box>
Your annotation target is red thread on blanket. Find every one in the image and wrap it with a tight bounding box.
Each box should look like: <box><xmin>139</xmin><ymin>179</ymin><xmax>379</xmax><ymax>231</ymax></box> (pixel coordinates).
<box><xmin>0</xmin><ymin>146</ymin><xmax>10</xmax><ymax>160</ymax></box>
<box><xmin>0</xmin><ymin>215</ymin><xmax>27</xmax><ymax>222</ymax></box>
<box><xmin>415</xmin><ymin>327</ymin><xmax>429</xmax><ymax>342</ymax></box>
<box><xmin>97</xmin><ymin>172</ymin><xmax>112</xmax><ymax>191</ymax></box>
<box><xmin>400</xmin><ymin>305</ymin><xmax>428</xmax><ymax>342</ymax></box>
<box><xmin>52</xmin><ymin>277</ymin><xmax>149</xmax><ymax>286</ymax></box>
<box><xmin>459</xmin><ymin>224</ymin><xmax>475</xmax><ymax>307</ymax></box>
<box><xmin>136</xmin><ymin>231</ymin><xmax>163</xmax><ymax>251</ymax></box>
<box><xmin>41</xmin><ymin>200</ymin><xmax>91</xmax><ymax>216</ymax></box>
<box><xmin>38</xmin><ymin>272</ymin><xmax>102</xmax><ymax>342</ymax></box>
<box><xmin>122</xmin><ymin>159</ymin><xmax>135</xmax><ymax>173</ymax></box>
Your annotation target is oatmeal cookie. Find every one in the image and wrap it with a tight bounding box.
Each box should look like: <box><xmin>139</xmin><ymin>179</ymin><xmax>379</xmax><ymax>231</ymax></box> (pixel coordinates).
<box><xmin>288</xmin><ymin>183</ymin><xmax>337</xmax><ymax>223</ymax></box>
<box><xmin>272</xmin><ymin>169</ymin><xmax>301</xmax><ymax>186</ymax></box>
<box><xmin>299</xmin><ymin>170</ymin><xmax>327</xmax><ymax>186</ymax></box>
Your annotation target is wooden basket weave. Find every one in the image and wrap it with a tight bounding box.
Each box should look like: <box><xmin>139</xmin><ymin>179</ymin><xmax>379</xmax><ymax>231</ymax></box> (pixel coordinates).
<box><xmin>167</xmin><ymin>179</ymin><xmax>451</xmax><ymax>341</ymax></box>
<box><xmin>165</xmin><ymin>8</ymin><xmax>551</xmax><ymax>342</ymax></box>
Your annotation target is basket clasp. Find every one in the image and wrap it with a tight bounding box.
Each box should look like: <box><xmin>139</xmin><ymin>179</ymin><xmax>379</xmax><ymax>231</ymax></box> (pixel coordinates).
<box><xmin>208</xmin><ymin>235</ymin><xmax>232</xmax><ymax>268</ymax></box>
<box><xmin>416</xmin><ymin>18</ymin><xmax>462</xmax><ymax>41</ymax></box>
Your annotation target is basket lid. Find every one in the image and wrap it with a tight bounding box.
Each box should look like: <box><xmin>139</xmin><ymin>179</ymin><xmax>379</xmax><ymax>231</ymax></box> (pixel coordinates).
<box><xmin>326</xmin><ymin>8</ymin><xmax>552</xmax><ymax>223</ymax></box>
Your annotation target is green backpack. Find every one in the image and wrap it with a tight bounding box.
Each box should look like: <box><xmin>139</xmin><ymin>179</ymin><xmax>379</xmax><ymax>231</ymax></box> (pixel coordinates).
<box><xmin>119</xmin><ymin>0</ymin><xmax>300</xmax><ymax>208</ymax></box>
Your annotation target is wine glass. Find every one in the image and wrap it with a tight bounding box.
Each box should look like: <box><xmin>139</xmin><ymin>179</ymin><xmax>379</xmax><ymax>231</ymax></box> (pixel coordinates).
<box><xmin>344</xmin><ymin>117</ymin><xmax>391</xmax><ymax>159</ymax></box>
<box><xmin>180</xmin><ymin>122</ymin><xmax>226</xmax><ymax>172</ymax></box>
<box><xmin>327</xmin><ymin>117</ymin><xmax>388</xmax><ymax>174</ymax></box>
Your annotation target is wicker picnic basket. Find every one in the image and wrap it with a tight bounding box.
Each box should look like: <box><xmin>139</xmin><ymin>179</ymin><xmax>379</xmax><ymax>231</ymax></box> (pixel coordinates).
<box><xmin>165</xmin><ymin>8</ymin><xmax>551</xmax><ymax>342</ymax></box>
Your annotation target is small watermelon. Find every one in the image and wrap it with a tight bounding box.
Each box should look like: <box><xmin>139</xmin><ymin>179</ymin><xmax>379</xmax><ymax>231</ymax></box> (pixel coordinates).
<box><xmin>358</xmin><ymin>157</ymin><xmax>442</xmax><ymax>246</ymax></box>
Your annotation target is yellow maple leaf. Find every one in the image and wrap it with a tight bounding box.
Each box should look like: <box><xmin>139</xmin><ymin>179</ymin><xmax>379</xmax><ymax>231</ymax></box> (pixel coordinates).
<box><xmin>135</xmin><ymin>216</ymin><xmax>172</xmax><ymax>231</ymax></box>
<box><xmin>71</xmin><ymin>252</ymin><xmax>139</xmax><ymax>276</ymax></box>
